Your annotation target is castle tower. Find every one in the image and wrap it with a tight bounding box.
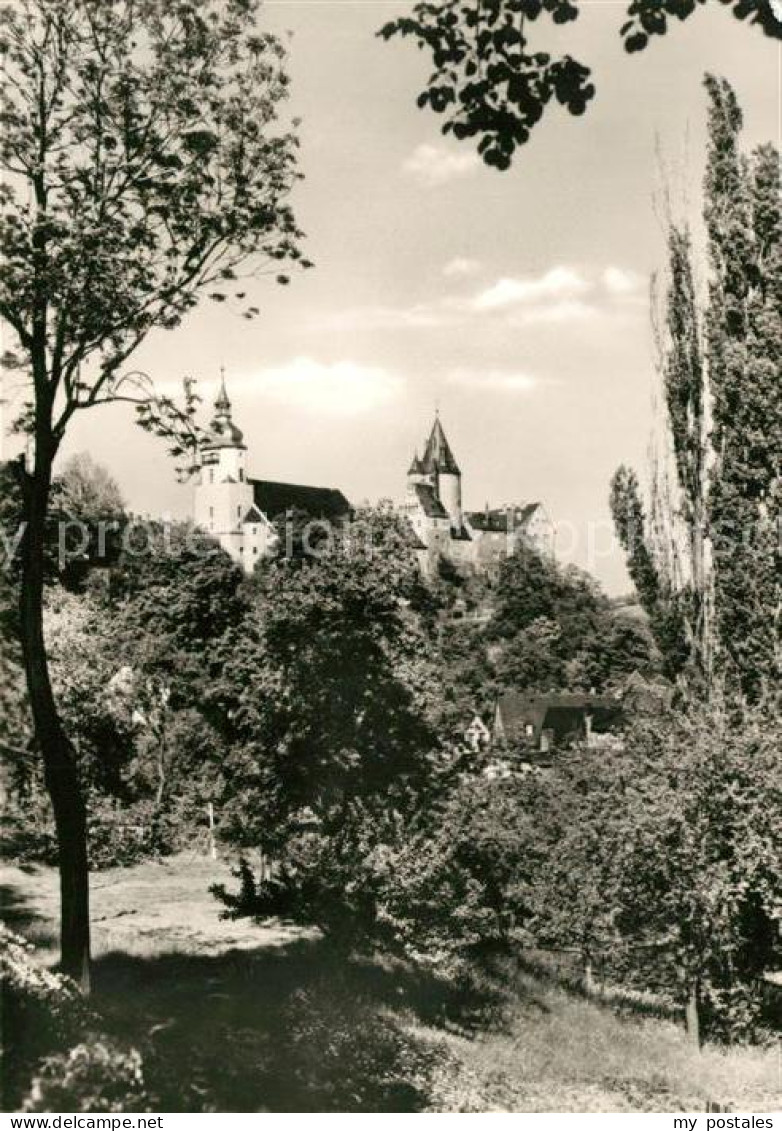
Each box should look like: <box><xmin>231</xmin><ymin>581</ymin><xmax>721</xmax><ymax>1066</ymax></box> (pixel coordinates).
<box><xmin>406</xmin><ymin>450</ymin><xmax>426</xmax><ymax>493</ymax></box>
<box><xmin>421</xmin><ymin>413</ymin><xmax>462</xmax><ymax>530</ymax></box>
<box><xmin>193</xmin><ymin>372</ymin><xmax>253</xmax><ymax>560</ymax></box>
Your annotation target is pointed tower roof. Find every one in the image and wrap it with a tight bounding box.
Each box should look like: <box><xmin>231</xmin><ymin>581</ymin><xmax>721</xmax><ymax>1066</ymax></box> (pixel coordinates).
<box><xmin>407</xmin><ymin>450</ymin><xmax>424</xmax><ymax>476</ymax></box>
<box><xmin>215</xmin><ymin>367</ymin><xmax>231</xmax><ymax>413</ymax></box>
<box><xmin>421</xmin><ymin>413</ymin><xmax>460</xmax><ymax>475</ymax></box>
<box><xmin>203</xmin><ymin>369</ymin><xmax>246</xmax><ymax>450</ymax></box>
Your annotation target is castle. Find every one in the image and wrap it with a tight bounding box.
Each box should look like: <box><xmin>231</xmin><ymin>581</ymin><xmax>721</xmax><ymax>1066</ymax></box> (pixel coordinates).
<box><xmin>399</xmin><ymin>414</ymin><xmax>555</xmax><ymax>576</ymax></box>
<box><xmin>193</xmin><ymin>377</ymin><xmax>554</xmax><ymax>574</ymax></box>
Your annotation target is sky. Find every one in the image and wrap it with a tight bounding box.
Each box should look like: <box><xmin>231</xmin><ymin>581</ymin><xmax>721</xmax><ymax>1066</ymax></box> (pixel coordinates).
<box><xmin>6</xmin><ymin>0</ymin><xmax>780</xmax><ymax>592</ymax></box>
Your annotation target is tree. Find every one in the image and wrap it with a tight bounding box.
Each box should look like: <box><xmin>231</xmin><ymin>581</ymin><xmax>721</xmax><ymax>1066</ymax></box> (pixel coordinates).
<box><xmin>0</xmin><ymin>0</ymin><xmax>305</xmax><ymax>987</ymax></box>
<box><xmin>487</xmin><ymin>541</ymin><xmax>657</xmax><ymax>692</ymax></box>
<box><xmin>609</xmin><ymin>465</ymin><xmax>690</xmax><ymax>681</ymax></box>
<box><xmin>380</xmin><ymin>0</ymin><xmax>780</xmax><ymax>170</ymax></box>
<box><xmin>611</xmin><ymin>77</ymin><xmax>780</xmax><ymax>700</ymax></box>
<box><xmin>609</xmin><ymin>706</ymin><xmax>781</xmax><ymax>1043</ymax></box>
<box><xmin>703</xmin><ymin>76</ymin><xmax>781</xmax><ymax>700</ymax></box>
<box><xmin>213</xmin><ymin>508</ymin><xmax>446</xmax><ymax>944</ymax></box>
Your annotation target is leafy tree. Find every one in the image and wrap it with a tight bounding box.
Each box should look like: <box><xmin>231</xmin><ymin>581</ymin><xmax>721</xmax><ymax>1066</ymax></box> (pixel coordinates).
<box><xmin>380</xmin><ymin>0</ymin><xmax>780</xmax><ymax>170</ymax></box>
<box><xmin>611</xmin><ymin>706</ymin><xmax>781</xmax><ymax>1043</ymax></box>
<box><xmin>373</xmin><ymin>772</ymin><xmax>548</xmax><ymax>974</ymax></box>
<box><xmin>488</xmin><ymin>541</ymin><xmax>657</xmax><ymax>692</ymax></box>
<box><xmin>214</xmin><ymin>508</ymin><xmax>446</xmax><ymax>943</ymax></box>
<box><xmin>521</xmin><ymin>706</ymin><xmax>781</xmax><ymax>1044</ymax></box>
<box><xmin>0</xmin><ymin>0</ymin><xmax>305</xmax><ymax>986</ymax></box>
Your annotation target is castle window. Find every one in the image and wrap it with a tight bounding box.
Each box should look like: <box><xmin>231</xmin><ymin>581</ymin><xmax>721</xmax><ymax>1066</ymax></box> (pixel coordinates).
<box><xmin>239</xmin><ymin>469</ymin><xmax>244</xmax><ymax>482</ymax></box>
<box><xmin>209</xmin><ymin>507</ymin><xmax>214</xmax><ymax>519</ymax></box>
<box><xmin>237</xmin><ymin>504</ymin><xmax>241</xmax><ymax>518</ymax></box>
<box><xmin>209</xmin><ymin>469</ymin><xmax>214</xmax><ymax>485</ymax></box>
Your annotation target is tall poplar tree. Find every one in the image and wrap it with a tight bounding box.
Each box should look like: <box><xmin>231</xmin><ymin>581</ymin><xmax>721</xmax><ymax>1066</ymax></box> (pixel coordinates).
<box><xmin>703</xmin><ymin>76</ymin><xmax>781</xmax><ymax>700</ymax></box>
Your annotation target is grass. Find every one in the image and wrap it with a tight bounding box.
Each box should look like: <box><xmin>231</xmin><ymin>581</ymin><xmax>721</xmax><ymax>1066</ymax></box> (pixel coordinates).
<box><xmin>2</xmin><ymin>855</ymin><xmax>780</xmax><ymax>1113</ymax></box>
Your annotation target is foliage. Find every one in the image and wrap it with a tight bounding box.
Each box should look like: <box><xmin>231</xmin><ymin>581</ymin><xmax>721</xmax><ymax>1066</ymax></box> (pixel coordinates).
<box><xmin>609</xmin><ymin>465</ymin><xmax>690</xmax><ymax>680</ymax></box>
<box><xmin>611</xmin><ymin>77</ymin><xmax>780</xmax><ymax>700</ymax></box>
<box><xmin>380</xmin><ymin>0</ymin><xmax>780</xmax><ymax>170</ymax></box>
<box><xmin>213</xmin><ymin>507</ymin><xmax>448</xmax><ymax>942</ymax></box>
<box><xmin>524</xmin><ymin>703</ymin><xmax>782</xmax><ymax>1043</ymax></box>
<box><xmin>276</xmin><ymin>981</ymin><xmax>463</xmax><ymax>1112</ymax></box>
<box><xmin>372</xmin><ymin>773</ymin><xmax>544</xmax><ymax>975</ymax></box>
<box><xmin>703</xmin><ymin>76</ymin><xmax>781</xmax><ymax>700</ymax></box>
<box><xmin>488</xmin><ymin>541</ymin><xmax>658</xmax><ymax>692</ymax></box>
<box><xmin>23</xmin><ymin>1043</ymin><xmax>149</xmax><ymax>1114</ymax></box>
<box><xmin>1</xmin><ymin>926</ymin><xmax>145</xmax><ymax>1112</ymax></box>
<box><xmin>3</xmin><ymin>520</ymin><xmax>243</xmax><ymax>869</ymax></box>
<box><xmin>0</xmin><ymin>0</ymin><xmax>306</xmax><ymax>435</ymax></box>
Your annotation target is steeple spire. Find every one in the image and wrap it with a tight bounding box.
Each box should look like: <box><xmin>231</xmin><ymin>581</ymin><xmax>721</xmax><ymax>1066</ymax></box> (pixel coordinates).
<box><xmin>204</xmin><ymin>368</ymin><xmax>246</xmax><ymax>450</ymax></box>
<box><xmin>421</xmin><ymin>413</ymin><xmax>460</xmax><ymax>476</ymax></box>
<box><xmin>215</xmin><ymin>365</ymin><xmax>231</xmax><ymax>415</ymax></box>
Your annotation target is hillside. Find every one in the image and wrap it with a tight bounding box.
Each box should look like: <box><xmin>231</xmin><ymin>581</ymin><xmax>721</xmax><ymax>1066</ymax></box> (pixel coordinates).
<box><xmin>3</xmin><ymin>856</ymin><xmax>778</xmax><ymax>1113</ymax></box>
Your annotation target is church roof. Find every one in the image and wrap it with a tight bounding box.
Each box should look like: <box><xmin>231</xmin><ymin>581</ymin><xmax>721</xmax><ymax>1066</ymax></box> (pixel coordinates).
<box><xmin>250</xmin><ymin>479</ymin><xmax>351</xmax><ymax>522</ymax></box>
<box><xmin>241</xmin><ymin>503</ymin><xmax>268</xmax><ymax>525</ymax></box>
<box><xmin>412</xmin><ymin>482</ymin><xmax>449</xmax><ymax>519</ymax></box>
<box><xmin>421</xmin><ymin>416</ymin><xmax>460</xmax><ymax>476</ymax></box>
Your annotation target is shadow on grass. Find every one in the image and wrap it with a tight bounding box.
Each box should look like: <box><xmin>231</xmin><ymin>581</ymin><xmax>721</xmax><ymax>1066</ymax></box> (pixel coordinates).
<box><xmin>0</xmin><ymin>883</ymin><xmax>57</xmax><ymax>948</ymax></box>
<box><xmin>90</xmin><ymin>938</ymin><xmax>524</xmax><ymax>1112</ymax></box>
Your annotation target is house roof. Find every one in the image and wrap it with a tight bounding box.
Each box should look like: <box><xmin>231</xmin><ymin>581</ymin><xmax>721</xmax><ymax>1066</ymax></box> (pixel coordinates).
<box><xmin>495</xmin><ymin>691</ymin><xmax>623</xmax><ymax>746</ymax></box>
<box><xmin>407</xmin><ymin>452</ymin><xmax>424</xmax><ymax>476</ymax></box>
<box><xmin>250</xmin><ymin>479</ymin><xmax>351</xmax><ymax>522</ymax></box>
<box><xmin>413</xmin><ymin>482</ymin><xmax>450</xmax><ymax>519</ymax></box>
<box><xmin>466</xmin><ymin>503</ymin><xmax>542</xmax><ymax>534</ymax></box>
<box><xmin>421</xmin><ymin>416</ymin><xmax>460</xmax><ymax>476</ymax></box>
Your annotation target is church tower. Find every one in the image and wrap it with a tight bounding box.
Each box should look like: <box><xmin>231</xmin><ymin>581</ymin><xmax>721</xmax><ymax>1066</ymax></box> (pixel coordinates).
<box><xmin>421</xmin><ymin>413</ymin><xmax>462</xmax><ymax>530</ymax></box>
<box><xmin>193</xmin><ymin>372</ymin><xmax>253</xmax><ymax>559</ymax></box>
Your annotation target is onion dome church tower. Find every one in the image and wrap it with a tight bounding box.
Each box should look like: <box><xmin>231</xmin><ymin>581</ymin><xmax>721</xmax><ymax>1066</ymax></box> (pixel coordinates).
<box><xmin>193</xmin><ymin>371</ymin><xmax>253</xmax><ymax>560</ymax></box>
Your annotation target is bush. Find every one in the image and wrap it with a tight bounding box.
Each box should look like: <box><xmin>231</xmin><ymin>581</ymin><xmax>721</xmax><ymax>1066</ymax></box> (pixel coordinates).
<box><xmin>22</xmin><ymin>1043</ymin><xmax>149</xmax><ymax>1113</ymax></box>
<box><xmin>0</xmin><ymin>927</ymin><xmax>149</xmax><ymax>1113</ymax></box>
<box><xmin>275</xmin><ymin>980</ymin><xmax>470</xmax><ymax>1112</ymax></box>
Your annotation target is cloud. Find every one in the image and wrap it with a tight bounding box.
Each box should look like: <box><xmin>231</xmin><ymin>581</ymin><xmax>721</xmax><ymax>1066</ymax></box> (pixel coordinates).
<box><xmin>443</xmin><ymin>256</ymin><xmax>482</xmax><ymax>278</ymax></box>
<box><xmin>403</xmin><ymin>143</ymin><xmax>481</xmax><ymax>187</ymax></box>
<box><xmin>446</xmin><ymin>368</ymin><xmax>540</xmax><ymax>394</ymax></box>
<box><xmin>506</xmin><ymin>300</ymin><xmax>599</xmax><ymax>326</ymax></box>
<box><xmin>315</xmin><ymin>263</ymin><xmax>645</xmax><ymax>335</ymax></box>
<box><xmin>472</xmin><ymin>267</ymin><xmax>590</xmax><ymax>311</ymax></box>
<box><xmin>602</xmin><ymin>266</ymin><xmax>645</xmax><ymax>296</ymax></box>
<box><xmin>321</xmin><ymin>303</ymin><xmax>451</xmax><ymax>331</ymax></box>
<box><xmin>218</xmin><ymin>358</ymin><xmax>403</xmax><ymax>417</ymax></box>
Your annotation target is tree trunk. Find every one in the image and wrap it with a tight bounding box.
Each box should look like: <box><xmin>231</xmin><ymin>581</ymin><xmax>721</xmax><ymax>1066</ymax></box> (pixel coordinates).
<box><xmin>19</xmin><ymin>454</ymin><xmax>91</xmax><ymax>991</ymax></box>
<box><xmin>685</xmin><ymin>980</ymin><xmax>701</xmax><ymax>1049</ymax></box>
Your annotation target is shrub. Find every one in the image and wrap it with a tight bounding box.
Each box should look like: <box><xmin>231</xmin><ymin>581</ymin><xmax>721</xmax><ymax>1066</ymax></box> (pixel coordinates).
<box><xmin>1</xmin><ymin>927</ymin><xmax>148</xmax><ymax>1113</ymax></box>
<box><xmin>275</xmin><ymin>980</ymin><xmax>465</xmax><ymax>1112</ymax></box>
<box><xmin>22</xmin><ymin>1043</ymin><xmax>149</xmax><ymax>1113</ymax></box>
